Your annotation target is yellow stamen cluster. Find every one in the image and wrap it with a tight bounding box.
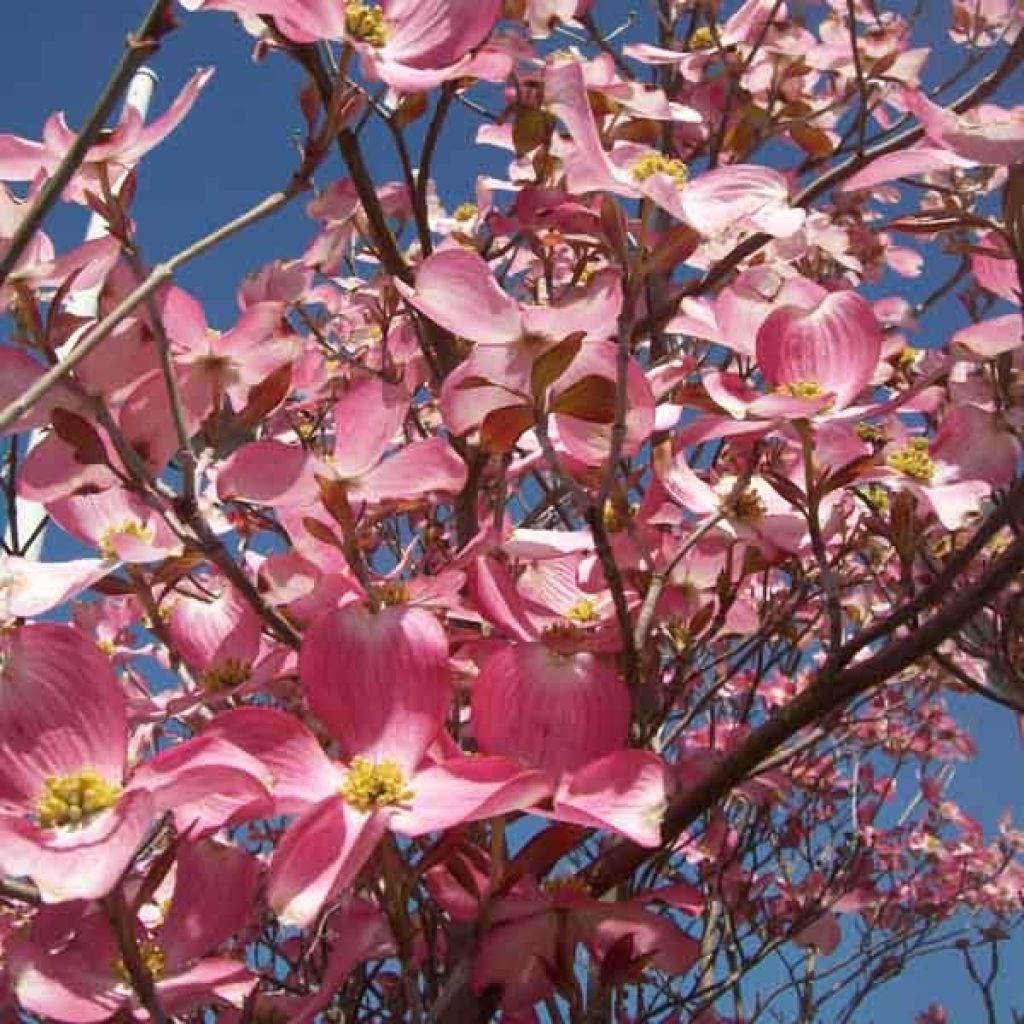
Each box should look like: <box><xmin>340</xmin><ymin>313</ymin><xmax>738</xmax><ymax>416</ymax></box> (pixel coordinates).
<box><xmin>345</xmin><ymin>1</ymin><xmax>389</xmax><ymax>46</ymax></box>
<box><xmin>37</xmin><ymin>770</ymin><xmax>122</xmax><ymax>830</ymax></box>
<box><xmin>688</xmin><ymin>26</ymin><xmax>716</xmax><ymax>50</ymax></box>
<box><xmin>730</xmin><ymin>487</ymin><xmax>767</xmax><ymax>523</ymax></box>
<box><xmin>885</xmin><ymin>438</ymin><xmax>935</xmax><ymax>483</ymax></box>
<box><xmin>565</xmin><ymin>598</ymin><xmax>599</xmax><ymax>624</ymax></box>
<box><xmin>114</xmin><ymin>941</ymin><xmax>166</xmax><ymax>985</ymax></box>
<box><xmin>856</xmin><ymin>421</ymin><xmax>887</xmax><ymax>444</ymax></box>
<box><xmin>541</xmin><ymin>621</ymin><xmax>584</xmax><ymax>644</ymax></box>
<box><xmin>860</xmin><ymin>483</ymin><xmax>891</xmax><ymax>514</ymax></box>
<box><xmin>200</xmin><ymin>658</ymin><xmax>252</xmax><ymax>693</ymax></box>
<box><xmin>341</xmin><ymin>757</ymin><xmax>413</xmax><ymax>812</ymax></box>
<box><xmin>663</xmin><ymin>617</ymin><xmax>691</xmax><ymax>651</ymax></box>
<box><xmin>541</xmin><ymin>875</ymin><xmax>590</xmax><ymax>897</ymax></box>
<box><xmin>631</xmin><ymin>153</ymin><xmax>689</xmax><ymax>187</ymax></box>
<box><xmin>602</xmin><ymin>500</ymin><xmax>632</xmax><ymax>534</ymax></box>
<box><xmin>375</xmin><ymin>581</ymin><xmax>410</xmax><ymax>607</ymax></box>
<box><xmin>777</xmin><ymin>379</ymin><xmax>826</xmax><ymax>399</ymax></box>
<box><xmin>453</xmin><ymin>202</ymin><xmax>478</xmax><ymax>223</ymax></box>
<box><xmin>99</xmin><ymin>520</ymin><xmax>155</xmax><ymax>559</ymax></box>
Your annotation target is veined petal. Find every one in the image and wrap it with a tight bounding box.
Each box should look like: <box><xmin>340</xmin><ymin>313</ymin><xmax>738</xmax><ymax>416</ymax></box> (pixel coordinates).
<box><xmin>395</xmin><ymin>247</ymin><xmax>522</xmax><ymax>345</ymax></box>
<box><xmin>0</xmin><ymin>788</ymin><xmax>154</xmax><ymax>902</ymax></box>
<box><xmin>128</xmin><ymin>735</ymin><xmax>273</xmax><ymax>836</ymax></box>
<box><xmin>202</xmin><ymin>707</ymin><xmax>339</xmax><ymax>814</ymax></box>
<box><xmin>161</xmin><ymin>839</ymin><xmax>261</xmax><ymax>968</ymax></box>
<box><xmin>268</xmin><ymin>797</ymin><xmax>388</xmax><ymax>928</ymax></box>
<box><xmin>391</xmin><ymin>756</ymin><xmax>550</xmax><ymax>835</ymax></box>
<box><xmin>351</xmin><ymin>437</ymin><xmax>467</xmax><ymax>504</ymax></box>
<box><xmin>300</xmin><ymin>604</ymin><xmax>451</xmax><ymax>768</ymax></box>
<box><xmin>756</xmin><ymin>290</ymin><xmax>882</xmax><ymax>411</ymax></box>
<box><xmin>0</xmin><ymin>623</ymin><xmax>126</xmax><ymax>807</ymax></box>
<box><xmin>472</xmin><ymin>644</ymin><xmax>630</xmax><ymax>775</ymax></box>
<box><xmin>553</xmin><ymin>749</ymin><xmax>670</xmax><ymax>847</ymax></box>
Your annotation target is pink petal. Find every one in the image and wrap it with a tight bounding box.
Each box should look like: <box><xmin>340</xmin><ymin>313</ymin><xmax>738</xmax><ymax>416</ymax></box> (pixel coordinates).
<box><xmin>268</xmin><ymin>798</ymin><xmax>388</xmax><ymax>928</ymax></box>
<box><xmin>0</xmin><ymin>623</ymin><xmax>126</xmax><ymax>807</ymax></box>
<box><xmin>9</xmin><ymin>934</ymin><xmax>122</xmax><ymax>1023</ymax></box>
<box><xmin>128</xmin><ymin>735</ymin><xmax>273</xmax><ymax>836</ymax></box>
<box><xmin>300</xmin><ymin>604</ymin><xmax>452</xmax><ymax>768</ymax></box>
<box><xmin>157</xmin><ymin>958</ymin><xmax>255</xmax><ymax>1014</ymax></box>
<box><xmin>161</xmin><ymin>839</ymin><xmax>261</xmax><ymax>967</ymax></box>
<box><xmin>472</xmin><ymin>644</ymin><xmax>630</xmax><ymax>775</ymax></box>
<box><xmin>952</xmin><ymin>314</ymin><xmax>1023</xmax><ymax>357</ymax></box>
<box><xmin>681</xmin><ymin>165</ymin><xmax>803</xmax><ymax>238</ymax></box>
<box><xmin>202</xmin><ymin>707</ymin><xmax>338</xmax><ymax>814</ymax></box>
<box><xmin>352</xmin><ymin>437</ymin><xmax>468</xmax><ymax>504</ymax></box>
<box><xmin>217</xmin><ymin>439</ymin><xmax>316</xmax><ymax>506</ymax></box>
<box><xmin>166</xmin><ymin>577</ymin><xmax>263</xmax><ymax>675</ymax></box>
<box><xmin>395</xmin><ymin>248</ymin><xmax>522</xmax><ymax>345</ymax></box>
<box><xmin>571</xmin><ymin>901</ymin><xmax>700</xmax><ymax>976</ymax></box>
<box><xmin>756</xmin><ymin>290</ymin><xmax>882</xmax><ymax>410</ymax></box>
<box><xmin>383</xmin><ymin>0</ymin><xmax>502</xmax><ymax>68</ymax></box>
<box><xmin>331</xmin><ymin>376</ymin><xmax>409</xmax><ymax>479</ymax></box>
<box><xmin>0</xmin><ymin>348</ymin><xmax>83</xmax><ymax>435</ymax></box>
<box><xmin>119</xmin><ymin>68</ymin><xmax>215</xmax><ymax>164</ymax></box>
<box><xmin>0</xmin><ymin>789</ymin><xmax>154</xmax><ymax>902</ymax></box>
<box><xmin>553</xmin><ymin>750</ymin><xmax>670</xmax><ymax>847</ymax></box>
<box><xmin>0</xmin><ymin>556</ymin><xmax>112</xmax><ymax>619</ymax></box>
<box><xmin>472</xmin><ymin>912</ymin><xmax>560</xmax><ymax>1012</ymax></box>
<box><xmin>840</xmin><ymin>145</ymin><xmax>974</xmax><ymax>192</ymax></box>
<box><xmin>391</xmin><ymin>756</ymin><xmax>550</xmax><ymax>835</ymax></box>
<box><xmin>904</xmin><ymin>89</ymin><xmax>1024</xmax><ymax>165</ymax></box>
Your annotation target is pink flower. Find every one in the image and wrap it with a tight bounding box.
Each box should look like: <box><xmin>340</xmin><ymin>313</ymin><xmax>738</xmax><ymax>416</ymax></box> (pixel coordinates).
<box><xmin>0</xmin><ymin>70</ymin><xmax>213</xmax><ymax>204</ymax></box>
<box><xmin>9</xmin><ymin>838</ymin><xmax>260</xmax><ymax>1022</ymax></box>
<box><xmin>0</xmin><ymin>624</ymin><xmax>272</xmax><ymax>902</ymax></box>
<box><xmin>183</xmin><ymin>0</ymin><xmax>507</xmax><ymax>92</ymax></box>
<box><xmin>396</xmin><ymin>246</ymin><xmax>654</xmax><ymax>462</ymax></box>
<box><xmin>206</xmin><ymin>603</ymin><xmax>548</xmax><ymax>927</ymax></box>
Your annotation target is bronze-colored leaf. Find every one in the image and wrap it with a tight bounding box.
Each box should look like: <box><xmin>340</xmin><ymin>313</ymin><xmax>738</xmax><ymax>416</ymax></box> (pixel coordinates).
<box><xmin>549</xmin><ymin>375</ymin><xmax>617</xmax><ymax>423</ymax></box>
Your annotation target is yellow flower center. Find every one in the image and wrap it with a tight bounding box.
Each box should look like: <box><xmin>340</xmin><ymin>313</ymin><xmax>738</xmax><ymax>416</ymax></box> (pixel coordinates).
<box><xmin>729</xmin><ymin>487</ymin><xmax>767</xmax><ymax>523</ymax></box>
<box><xmin>345</xmin><ymin>1</ymin><xmax>389</xmax><ymax>46</ymax></box>
<box><xmin>341</xmin><ymin>757</ymin><xmax>414</xmax><ymax>812</ymax></box>
<box><xmin>375</xmin><ymin>581</ymin><xmax>410</xmax><ymax>607</ymax></box>
<box><xmin>36</xmin><ymin>770</ymin><xmax>122</xmax><ymax>829</ymax></box>
<box><xmin>565</xmin><ymin>598</ymin><xmax>599</xmax><ymax>624</ymax></box>
<box><xmin>856</xmin><ymin>421</ymin><xmax>886</xmax><ymax>444</ymax></box>
<box><xmin>689</xmin><ymin>26</ymin><xmax>716</xmax><ymax>50</ymax></box>
<box><xmin>860</xmin><ymin>483</ymin><xmax>891</xmax><ymax>513</ymax></box>
<box><xmin>541</xmin><ymin>621</ymin><xmax>584</xmax><ymax>644</ymax></box>
<box><xmin>777</xmin><ymin>379</ymin><xmax>826</xmax><ymax>399</ymax></box>
<box><xmin>200</xmin><ymin>658</ymin><xmax>252</xmax><ymax>693</ymax></box>
<box><xmin>602</xmin><ymin>499</ymin><xmax>632</xmax><ymax>534</ymax></box>
<box><xmin>631</xmin><ymin>153</ymin><xmax>689</xmax><ymax>187</ymax></box>
<box><xmin>98</xmin><ymin>520</ymin><xmax>155</xmax><ymax>559</ymax></box>
<box><xmin>113</xmin><ymin>941</ymin><xmax>166</xmax><ymax>985</ymax></box>
<box><xmin>541</xmin><ymin>875</ymin><xmax>590</xmax><ymax>897</ymax></box>
<box><xmin>885</xmin><ymin>438</ymin><xmax>935</xmax><ymax>483</ymax></box>
<box><xmin>453</xmin><ymin>202</ymin><xmax>478</xmax><ymax>223</ymax></box>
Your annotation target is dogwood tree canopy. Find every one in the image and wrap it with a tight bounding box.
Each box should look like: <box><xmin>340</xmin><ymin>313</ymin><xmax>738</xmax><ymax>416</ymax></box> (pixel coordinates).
<box><xmin>1</xmin><ymin>1</ymin><xmax>1024</xmax><ymax>1021</ymax></box>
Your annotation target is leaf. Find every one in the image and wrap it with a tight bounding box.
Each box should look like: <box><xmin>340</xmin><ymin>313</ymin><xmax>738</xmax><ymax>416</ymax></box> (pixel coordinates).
<box><xmin>790</xmin><ymin>122</ymin><xmax>834</xmax><ymax>159</ymax></box>
<box><xmin>531</xmin><ymin>332</ymin><xmax>584</xmax><ymax>399</ymax></box>
<box><xmin>644</xmin><ymin>223</ymin><xmax>700</xmax><ymax>275</ymax></box>
<box><xmin>513</xmin><ymin>108</ymin><xmax>554</xmax><ymax>157</ymax></box>
<box><xmin>237</xmin><ymin>363</ymin><xmax>292</xmax><ymax>430</ymax></box>
<box><xmin>51</xmin><ymin>408</ymin><xmax>109</xmax><ymax>467</ymax></box>
<box><xmin>479</xmin><ymin>403</ymin><xmax>533</xmax><ymax>453</ymax></box>
<box><xmin>392</xmin><ymin>91</ymin><xmax>428</xmax><ymax>130</ymax></box>
<box><xmin>549</xmin><ymin>375</ymin><xmax>617</xmax><ymax>423</ymax></box>
<box><xmin>314</xmin><ymin>474</ymin><xmax>351</xmax><ymax>527</ymax></box>
<box><xmin>301</xmin><ymin>516</ymin><xmax>344</xmax><ymax>549</ymax></box>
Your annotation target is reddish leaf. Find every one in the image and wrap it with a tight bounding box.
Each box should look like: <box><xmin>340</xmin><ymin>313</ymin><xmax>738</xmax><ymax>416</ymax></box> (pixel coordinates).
<box><xmin>549</xmin><ymin>375</ymin><xmax>617</xmax><ymax>423</ymax></box>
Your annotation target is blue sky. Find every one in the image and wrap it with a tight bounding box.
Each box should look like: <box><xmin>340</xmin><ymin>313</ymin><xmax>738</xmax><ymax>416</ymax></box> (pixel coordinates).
<box><xmin>2</xmin><ymin>2</ymin><xmax>1024</xmax><ymax>1019</ymax></box>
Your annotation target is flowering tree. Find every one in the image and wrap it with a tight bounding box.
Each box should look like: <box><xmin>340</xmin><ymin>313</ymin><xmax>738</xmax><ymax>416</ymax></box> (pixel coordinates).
<box><xmin>2</xmin><ymin>0</ymin><xmax>1024</xmax><ymax>1020</ymax></box>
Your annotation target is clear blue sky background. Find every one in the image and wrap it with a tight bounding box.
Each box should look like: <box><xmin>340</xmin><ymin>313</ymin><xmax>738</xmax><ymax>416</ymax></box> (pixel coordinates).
<box><xmin>2</xmin><ymin>2</ymin><xmax>1023</xmax><ymax>1019</ymax></box>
